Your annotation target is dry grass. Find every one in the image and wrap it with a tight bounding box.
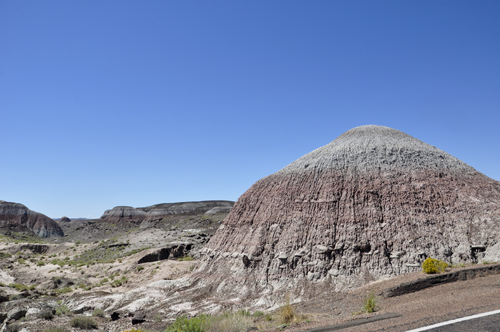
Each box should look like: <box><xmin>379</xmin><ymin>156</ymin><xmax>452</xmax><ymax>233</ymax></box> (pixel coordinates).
<box><xmin>277</xmin><ymin>294</ymin><xmax>298</xmax><ymax>324</ymax></box>
<box><xmin>207</xmin><ymin>312</ymin><xmax>254</xmax><ymax>332</ymax></box>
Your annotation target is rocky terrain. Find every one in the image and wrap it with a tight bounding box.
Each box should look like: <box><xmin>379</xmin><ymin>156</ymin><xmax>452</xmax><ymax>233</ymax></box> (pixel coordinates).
<box><xmin>0</xmin><ymin>201</ymin><xmax>233</xmax><ymax>331</ymax></box>
<box><xmin>1</xmin><ymin>125</ymin><xmax>500</xmax><ymax>332</ymax></box>
<box><xmin>0</xmin><ymin>201</ymin><xmax>64</xmax><ymax>238</ymax></box>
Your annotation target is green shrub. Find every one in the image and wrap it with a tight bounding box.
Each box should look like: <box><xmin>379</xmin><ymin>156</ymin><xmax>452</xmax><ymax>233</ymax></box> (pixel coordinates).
<box><xmin>422</xmin><ymin>257</ymin><xmax>448</xmax><ymax>274</ymax></box>
<box><xmin>92</xmin><ymin>309</ymin><xmax>105</xmax><ymax>317</ymax></box>
<box><xmin>40</xmin><ymin>310</ymin><xmax>54</xmax><ymax>320</ymax></box>
<box><xmin>252</xmin><ymin>311</ymin><xmax>264</xmax><ymax>317</ymax></box>
<box><xmin>8</xmin><ymin>283</ymin><xmax>35</xmax><ymax>292</ymax></box>
<box><xmin>137</xmin><ymin>266</ymin><xmax>144</xmax><ymax>271</ymax></box>
<box><xmin>177</xmin><ymin>256</ymin><xmax>194</xmax><ymax>261</ymax></box>
<box><xmin>164</xmin><ymin>315</ymin><xmax>209</xmax><ymax>332</ymax></box>
<box><xmin>55</xmin><ymin>286</ymin><xmax>73</xmax><ymax>295</ymax></box>
<box><xmin>70</xmin><ymin>316</ymin><xmax>98</xmax><ymax>329</ymax></box>
<box><xmin>363</xmin><ymin>292</ymin><xmax>377</xmax><ymax>313</ymax></box>
<box><xmin>111</xmin><ymin>277</ymin><xmax>128</xmax><ymax>287</ymax></box>
<box><xmin>37</xmin><ymin>260</ymin><xmax>46</xmax><ymax>266</ymax></box>
<box><xmin>55</xmin><ymin>304</ymin><xmax>72</xmax><ymax>316</ymax></box>
<box><xmin>0</xmin><ymin>252</ymin><xmax>12</xmax><ymax>259</ymax></box>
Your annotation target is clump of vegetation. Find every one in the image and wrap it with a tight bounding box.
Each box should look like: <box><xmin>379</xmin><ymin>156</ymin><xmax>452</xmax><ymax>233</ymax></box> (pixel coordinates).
<box><xmin>92</xmin><ymin>309</ymin><xmax>105</xmax><ymax>317</ymax></box>
<box><xmin>70</xmin><ymin>316</ymin><xmax>98</xmax><ymax>329</ymax></box>
<box><xmin>40</xmin><ymin>310</ymin><xmax>54</xmax><ymax>320</ymax></box>
<box><xmin>208</xmin><ymin>312</ymin><xmax>254</xmax><ymax>332</ymax></box>
<box><xmin>137</xmin><ymin>265</ymin><xmax>145</xmax><ymax>272</ymax></box>
<box><xmin>54</xmin><ymin>286</ymin><xmax>73</xmax><ymax>295</ymax></box>
<box><xmin>252</xmin><ymin>311</ymin><xmax>264</xmax><ymax>318</ymax></box>
<box><xmin>43</xmin><ymin>328</ymin><xmax>70</xmax><ymax>332</ymax></box>
<box><xmin>15</xmin><ymin>258</ymin><xmax>27</xmax><ymax>265</ymax></box>
<box><xmin>9</xmin><ymin>283</ymin><xmax>35</xmax><ymax>292</ymax></box>
<box><xmin>164</xmin><ymin>315</ymin><xmax>209</xmax><ymax>332</ymax></box>
<box><xmin>37</xmin><ymin>260</ymin><xmax>46</xmax><ymax>266</ymax></box>
<box><xmin>111</xmin><ymin>277</ymin><xmax>128</xmax><ymax>287</ymax></box>
<box><xmin>0</xmin><ymin>251</ymin><xmax>12</xmax><ymax>259</ymax></box>
<box><xmin>363</xmin><ymin>292</ymin><xmax>377</xmax><ymax>313</ymax></box>
<box><xmin>8</xmin><ymin>294</ymin><xmax>20</xmax><ymax>301</ymax></box>
<box><xmin>276</xmin><ymin>294</ymin><xmax>299</xmax><ymax>324</ymax></box>
<box><xmin>422</xmin><ymin>257</ymin><xmax>448</xmax><ymax>274</ymax></box>
<box><xmin>177</xmin><ymin>256</ymin><xmax>194</xmax><ymax>261</ymax></box>
<box><xmin>55</xmin><ymin>304</ymin><xmax>72</xmax><ymax>316</ymax></box>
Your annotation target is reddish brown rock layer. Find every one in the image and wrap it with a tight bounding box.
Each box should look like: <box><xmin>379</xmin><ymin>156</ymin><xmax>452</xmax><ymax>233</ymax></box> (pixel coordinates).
<box><xmin>0</xmin><ymin>201</ymin><xmax>64</xmax><ymax>238</ymax></box>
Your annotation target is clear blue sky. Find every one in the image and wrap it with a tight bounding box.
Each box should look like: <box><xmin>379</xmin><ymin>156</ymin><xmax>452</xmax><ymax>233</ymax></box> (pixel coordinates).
<box><xmin>1</xmin><ymin>1</ymin><xmax>499</xmax><ymax>218</ymax></box>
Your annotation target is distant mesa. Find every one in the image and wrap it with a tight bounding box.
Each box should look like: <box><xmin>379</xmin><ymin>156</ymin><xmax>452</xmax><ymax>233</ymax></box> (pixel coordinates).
<box><xmin>99</xmin><ymin>200</ymin><xmax>235</xmax><ymax>225</ymax></box>
<box><xmin>196</xmin><ymin>125</ymin><xmax>500</xmax><ymax>296</ymax></box>
<box><xmin>0</xmin><ymin>200</ymin><xmax>65</xmax><ymax>238</ymax></box>
<box><xmin>60</xmin><ymin>216</ymin><xmax>71</xmax><ymax>222</ymax></box>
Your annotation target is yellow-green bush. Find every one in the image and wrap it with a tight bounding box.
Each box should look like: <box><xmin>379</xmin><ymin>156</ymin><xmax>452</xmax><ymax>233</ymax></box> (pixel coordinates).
<box><xmin>422</xmin><ymin>257</ymin><xmax>448</xmax><ymax>274</ymax></box>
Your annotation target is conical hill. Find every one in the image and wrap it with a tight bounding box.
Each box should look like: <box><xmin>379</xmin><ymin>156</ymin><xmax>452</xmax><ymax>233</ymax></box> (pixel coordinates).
<box><xmin>196</xmin><ymin>125</ymin><xmax>500</xmax><ymax>296</ymax></box>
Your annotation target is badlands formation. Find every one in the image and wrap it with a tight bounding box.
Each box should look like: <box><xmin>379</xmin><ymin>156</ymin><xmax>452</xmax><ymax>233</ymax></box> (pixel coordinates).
<box><xmin>197</xmin><ymin>125</ymin><xmax>500</xmax><ymax>296</ymax></box>
<box><xmin>0</xmin><ymin>201</ymin><xmax>64</xmax><ymax>238</ymax></box>
<box><xmin>100</xmin><ymin>201</ymin><xmax>235</xmax><ymax>226</ymax></box>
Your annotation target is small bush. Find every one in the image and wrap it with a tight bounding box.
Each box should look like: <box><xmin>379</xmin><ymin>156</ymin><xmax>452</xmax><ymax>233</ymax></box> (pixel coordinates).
<box><xmin>208</xmin><ymin>312</ymin><xmax>253</xmax><ymax>332</ymax></box>
<box><xmin>164</xmin><ymin>315</ymin><xmax>208</xmax><ymax>332</ymax></box>
<box><xmin>137</xmin><ymin>266</ymin><xmax>144</xmax><ymax>271</ymax></box>
<box><xmin>37</xmin><ymin>260</ymin><xmax>46</xmax><ymax>266</ymax></box>
<box><xmin>252</xmin><ymin>311</ymin><xmax>264</xmax><ymax>317</ymax></box>
<box><xmin>70</xmin><ymin>316</ymin><xmax>98</xmax><ymax>329</ymax></box>
<box><xmin>277</xmin><ymin>295</ymin><xmax>297</xmax><ymax>324</ymax></box>
<box><xmin>92</xmin><ymin>309</ymin><xmax>105</xmax><ymax>317</ymax></box>
<box><xmin>55</xmin><ymin>286</ymin><xmax>73</xmax><ymax>295</ymax></box>
<box><xmin>422</xmin><ymin>257</ymin><xmax>448</xmax><ymax>274</ymax></box>
<box><xmin>363</xmin><ymin>292</ymin><xmax>377</xmax><ymax>313</ymax></box>
<box><xmin>40</xmin><ymin>310</ymin><xmax>54</xmax><ymax>320</ymax></box>
<box><xmin>153</xmin><ymin>313</ymin><xmax>163</xmax><ymax>322</ymax></box>
<box><xmin>43</xmin><ymin>328</ymin><xmax>69</xmax><ymax>332</ymax></box>
<box><xmin>55</xmin><ymin>304</ymin><xmax>72</xmax><ymax>316</ymax></box>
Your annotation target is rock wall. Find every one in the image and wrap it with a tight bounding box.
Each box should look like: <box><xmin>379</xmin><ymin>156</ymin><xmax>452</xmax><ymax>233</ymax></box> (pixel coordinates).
<box><xmin>0</xmin><ymin>201</ymin><xmax>64</xmax><ymax>238</ymax></box>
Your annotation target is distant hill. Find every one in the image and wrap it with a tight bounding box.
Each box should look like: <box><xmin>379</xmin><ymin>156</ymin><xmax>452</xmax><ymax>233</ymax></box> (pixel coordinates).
<box><xmin>0</xmin><ymin>200</ymin><xmax>64</xmax><ymax>238</ymax></box>
<box><xmin>100</xmin><ymin>200</ymin><xmax>235</xmax><ymax>225</ymax></box>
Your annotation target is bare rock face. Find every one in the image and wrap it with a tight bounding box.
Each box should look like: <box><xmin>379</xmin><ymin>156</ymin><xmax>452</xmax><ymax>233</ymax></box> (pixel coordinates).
<box><xmin>100</xmin><ymin>201</ymin><xmax>235</xmax><ymax>225</ymax></box>
<box><xmin>196</xmin><ymin>125</ymin><xmax>500</xmax><ymax>296</ymax></box>
<box><xmin>0</xmin><ymin>201</ymin><xmax>64</xmax><ymax>238</ymax></box>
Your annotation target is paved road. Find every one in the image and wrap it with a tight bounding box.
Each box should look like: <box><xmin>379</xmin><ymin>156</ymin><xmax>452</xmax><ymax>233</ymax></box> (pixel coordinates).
<box><xmin>406</xmin><ymin>310</ymin><xmax>500</xmax><ymax>332</ymax></box>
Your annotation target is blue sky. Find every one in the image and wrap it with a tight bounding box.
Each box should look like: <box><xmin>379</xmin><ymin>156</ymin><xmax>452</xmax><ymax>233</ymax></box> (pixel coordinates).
<box><xmin>1</xmin><ymin>1</ymin><xmax>499</xmax><ymax>218</ymax></box>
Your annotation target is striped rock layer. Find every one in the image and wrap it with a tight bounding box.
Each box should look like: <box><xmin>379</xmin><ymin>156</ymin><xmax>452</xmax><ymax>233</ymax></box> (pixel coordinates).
<box><xmin>196</xmin><ymin>125</ymin><xmax>500</xmax><ymax>295</ymax></box>
<box><xmin>0</xmin><ymin>201</ymin><xmax>64</xmax><ymax>238</ymax></box>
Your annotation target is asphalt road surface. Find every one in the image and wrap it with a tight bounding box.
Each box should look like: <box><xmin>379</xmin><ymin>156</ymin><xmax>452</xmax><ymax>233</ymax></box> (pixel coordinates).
<box><xmin>407</xmin><ymin>310</ymin><xmax>500</xmax><ymax>332</ymax></box>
